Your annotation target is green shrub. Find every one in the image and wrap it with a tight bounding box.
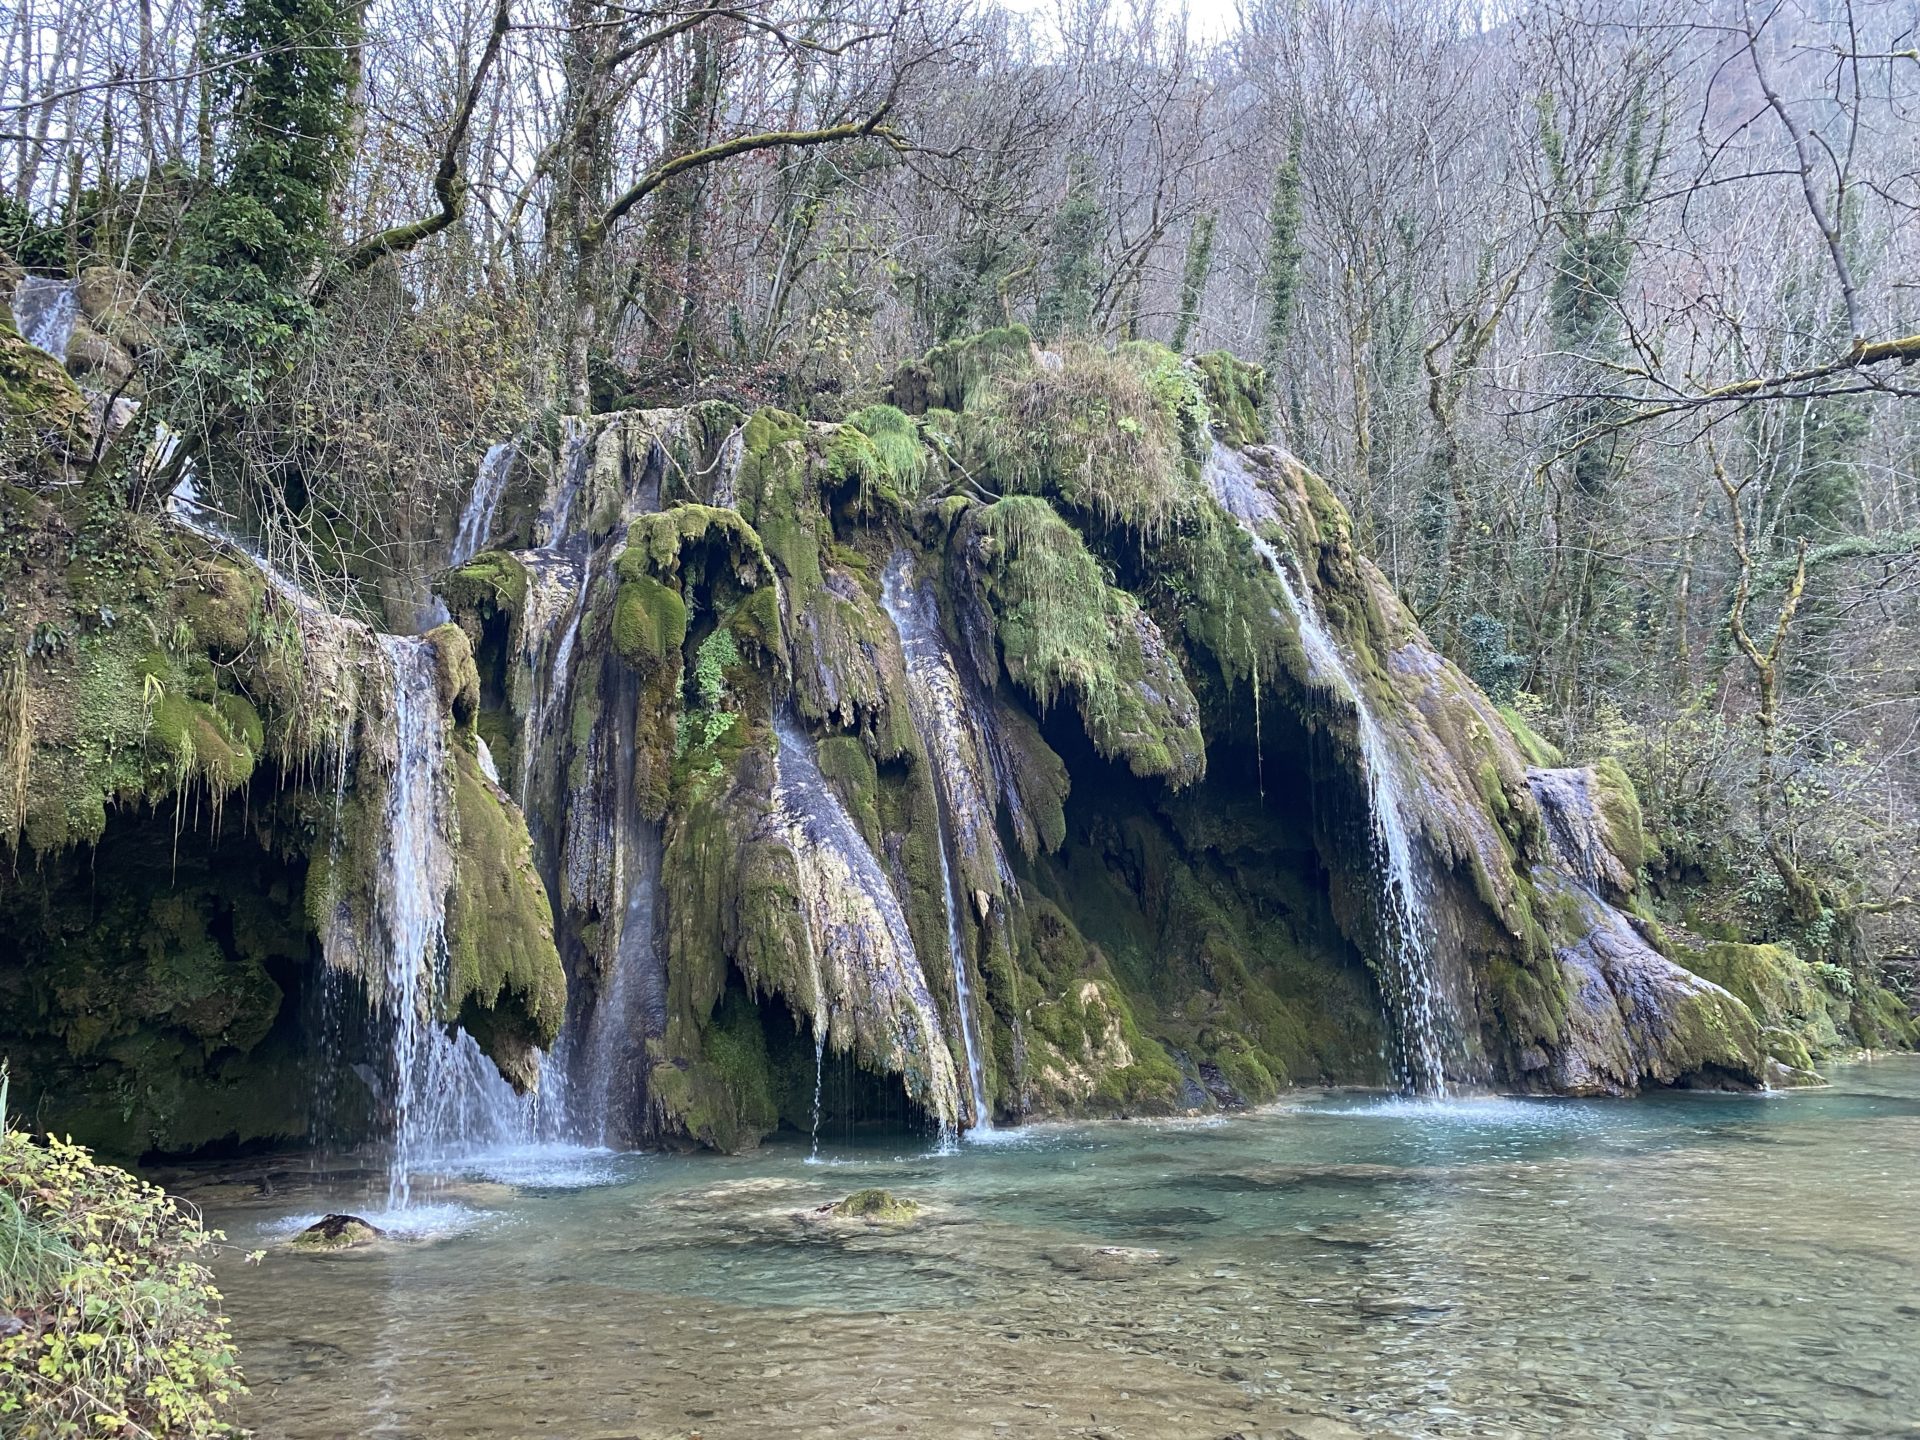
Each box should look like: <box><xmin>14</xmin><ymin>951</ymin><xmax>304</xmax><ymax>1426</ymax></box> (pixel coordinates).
<box><xmin>0</xmin><ymin>1074</ymin><xmax>246</xmax><ymax>1436</ymax></box>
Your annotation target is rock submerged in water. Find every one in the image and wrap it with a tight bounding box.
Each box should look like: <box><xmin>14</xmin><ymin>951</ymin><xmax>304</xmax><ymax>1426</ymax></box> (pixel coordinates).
<box><xmin>829</xmin><ymin>1189</ymin><xmax>920</xmax><ymax>1223</ymax></box>
<box><xmin>291</xmin><ymin>1214</ymin><xmax>383</xmax><ymax>1251</ymax></box>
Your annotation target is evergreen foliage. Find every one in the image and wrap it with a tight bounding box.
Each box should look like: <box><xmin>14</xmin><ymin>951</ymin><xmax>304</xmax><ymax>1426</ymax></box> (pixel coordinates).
<box><xmin>1035</xmin><ymin>156</ymin><xmax>1103</xmax><ymax>341</ymax></box>
<box><xmin>1</xmin><ymin>1074</ymin><xmax>246</xmax><ymax>1436</ymax></box>
<box><xmin>166</xmin><ymin>0</ymin><xmax>360</xmax><ymax>408</ymax></box>
<box><xmin>1259</xmin><ymin>117</ymin><xmax>1306</xmax><ymax>401</ymax></box>
<box><xmin>1171</xmin><ymin>213</ymin><xmax>1216</xmax><ymax>354</ymax></box>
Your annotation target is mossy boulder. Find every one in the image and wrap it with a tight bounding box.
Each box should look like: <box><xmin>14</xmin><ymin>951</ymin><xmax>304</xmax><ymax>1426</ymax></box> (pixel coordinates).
<box><xmin>1</xmin><ymin>324</ymin><xmax>90</xmax><ymax>480</ymax></box>
<box><xmin>611</xmin><ymin>573</ymin><xmax>688</xmax><ymax>671</ymax></box>
<box><xmin>1193</xmin><ymin>350</ymin><xmax>1266</xmax><ymax>448</ymax></box>
<box><xmin>292</xmin><ymin>1213</ymin><xmax>383</xmax><ymax>1251</ymax></box>
<box><xmin>425</xmin><ymin>621</ymin><xmax>480</xmax><ymax>725</ymax></box>
<box><xmin>440</xmin><ymin>549</ymin><xmax>530</xmax><ymax>622</ymax></box>
<box><xmin>1589</xmin><ymin>756</ymin><xmax>1649</xmax><ymax>875</ymax></box>
<box><xmin>831</xmin><ymin>1188</ymin><xmax>920</xmax><ymax>1222</ymax></box>
<box><xmin>1671</xmin><ymin>937</ymin><xmax>1847</xmax><ymax>1067</ymax></box>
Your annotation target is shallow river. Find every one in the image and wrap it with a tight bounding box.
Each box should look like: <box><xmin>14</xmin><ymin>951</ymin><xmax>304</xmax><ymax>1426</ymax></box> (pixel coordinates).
<box><xmin>186</xmin><ymin>1056</ymin><xmax>1920</xmax><ymax>1438</ymax></box>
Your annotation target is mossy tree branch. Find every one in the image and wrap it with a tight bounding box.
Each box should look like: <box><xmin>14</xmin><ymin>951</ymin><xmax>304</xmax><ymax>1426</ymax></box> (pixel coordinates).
<box><xmin>337</xmin><ymin>0</ymin><xmax>513</xmax><ymax>275</ymax></box>
<box><xmin>587</xmin><ymin>107</ymin><xmax>900</xmax><ymax>248</ymax></box>
<box><xmin>1712</xmin><ymin>441</ymin><xmax>1819</xmax><ymax>922</ymax></box>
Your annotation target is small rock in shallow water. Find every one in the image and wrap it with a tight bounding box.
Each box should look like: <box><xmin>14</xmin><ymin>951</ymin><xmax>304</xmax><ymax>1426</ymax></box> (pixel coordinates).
<box><xmin>291</xmin><ymin>1214</ymin><xmax>384</xmax><ymax>1251</ymax></box>
<box><xmin>1045</xmin><ymin>1245</ymin><xmax>1177</xmax><ymax>1280</ymax></box>
<box><xmin>829</xmin><ymin>1189</ymin><xmax>920</xmax><ymax>1222</ymax></box>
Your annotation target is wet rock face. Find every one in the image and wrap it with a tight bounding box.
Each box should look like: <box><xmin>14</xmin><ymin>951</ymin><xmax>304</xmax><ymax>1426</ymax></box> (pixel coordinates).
<box><xmin>1535</xmin><ymin>877</ymin><xmax>1765</xmax><ymax>1095</ymax></box>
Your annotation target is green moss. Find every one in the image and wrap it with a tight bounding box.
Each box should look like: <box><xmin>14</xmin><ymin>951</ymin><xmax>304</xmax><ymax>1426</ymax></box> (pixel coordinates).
<box><xmin>439</xmin><ymin>549</ymin><xmax>529</xmax><ymax>620</ymax></box>
<box><xmin>889</xmin><ymin>324</ymin><xmax>1035</xmax><ymax>413</ymax></box>
<box><xmin>649</xmin><ymin>988</ymin><xmax>785</xmax><ymax>1154</ymax></box>
<box><xmin>620</xmin><ymin>503</ymin><xmax>772</xmax><ymax>588</ymax></box>
<box><xmin>1852</xmin><ymin>982</ymin><xmax>1920</xmax><ymax>1049</ymax></box>
<box><xmin>1</xmin><ymin>325</ymin><xmax>89</xmax><ymax>479</ymax></box>
<box><xmin>1499</xmin><ymin>705</ymin><xmax>1564</xmax><ymax>767</ymax></box>
<box><xmin>611</xmin><ymin>573</ymin><xmax>688</xmax><ymax>671</ymax></box>
<box><xmin>1193</xmin><ymin>350</ymin><xmax>1267</xmax><ymax>447</ymax></box>
<box><xmin>816</xmin><ymin>734</ymin><xmax>882</xmax><ymax>841</ymax></box>
<box><xmin>991</xmin><ymin>699</ymin><xmax>1069</xmax><ymax>858</ymax></box>
<box><xmin>1673</xmin><ymin>938</ymin><xmax>1845</xmax><ymax>1062</ymax></box>
<box><xmin>446</xmin><ymin>743</ymin><xmax>566</xmax><ymax>1088</ymax></box>
<box><xmin>735</xmin><ymin>408</ymin><xmax>821</xmax><ymax>606</ymax></box>
<box><xmin>825</xmin><ymin>405</ymin><xmax>925</xmax><ymax>515</ymax></box>
<box><xmin>963</xmin><ymin>495</ymin><xmax>1204</xmax><ymax>786</ymax></box>
<box><xmin>832</xmin><ymin>1188</ymin><xmax>920</xmax><ymax>1222</ymax></box>
<box><xmin>180</xmin><ymin>553</ymin><xmax>266</xmax><ymax>657</ymax></box>
<box><xmin>424</xmin><ymin>621</ymin><xmax>480</xmax><ymax>725</ymax></box>
<box><xmin>962</xmin><ymin>342</ymin><xmax>1204</xmax><ymax>538</ymax></box>
<box><xmin>290</xmin><ymin>1213</ymin><xmax>381</xmax><ymax>1251</ymax></box>
<box><xmin>1590</xmin><ymin>755</ymin><xmax>1649</xmax><ymax>874</ymax></box>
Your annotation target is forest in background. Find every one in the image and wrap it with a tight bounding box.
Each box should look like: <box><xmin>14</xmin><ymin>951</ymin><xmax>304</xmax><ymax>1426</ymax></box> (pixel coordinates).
<box><xmin>5</xmin><ymin>0</ymin><xmax>1918</xmax><ymax>992</ymax></box>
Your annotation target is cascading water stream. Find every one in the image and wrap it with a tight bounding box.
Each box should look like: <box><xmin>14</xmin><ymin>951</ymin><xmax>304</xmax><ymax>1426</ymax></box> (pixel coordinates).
<box><xmin>164</xmin><ymin>475</ymin><xmax>565</xmax><ymax>1194</ymax></box>
<box><xmin>567</xmin><ymin>660</ymin><xmax>666</xmax><ymax>1145</ymax></box>
<box><xmin>879</xmin><ymin>553</ymin><xmax>996</xmax><ymax>1131</ymax></box>
<box><xmin>809</xmin><ymin>1029</ymin><xmax>826</xmax><ymax>1162</ymax></box>
<box><xmin>449</xmin><ymin>443</ymin><xmax>515</xmax><ymax>568</ymax></box>
<box><xmin>769</xmin><ymin>712</ymin><xmax>963</xmax><ymax>1145</ymax></box>
<box><xmin>1202</xmin><ymin>441</ymin><xmax>1450</xmax><ymax>1095</ymax></box>
<box><xmin>373</xmin><ymin>636</ymin><xmax>455</xmax><ymax>1208</ymax></box>
<box><xmin>13</xmin><ymin>275</ymin><xmax>79</xmax><ymax>361</ymax></box>
<box><xmin>372</xmin><ymin>638</ymin><xmax>552</xmax><ymax>1204</ymax></box>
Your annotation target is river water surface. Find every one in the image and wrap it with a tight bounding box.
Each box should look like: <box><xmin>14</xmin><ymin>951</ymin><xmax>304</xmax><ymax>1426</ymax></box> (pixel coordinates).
<box><xmin>187</xmin><ymin>1056</ymin><xmax>1920</xmax><ymax>1438</ymax></box>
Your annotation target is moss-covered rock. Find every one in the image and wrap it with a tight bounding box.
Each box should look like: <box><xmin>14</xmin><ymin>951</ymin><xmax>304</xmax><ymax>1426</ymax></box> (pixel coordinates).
<box><xmin>887</xmin><ymin>324</ymin><xmax>1036</xmax><ymax>414</ymax></box>
<box><xmin>291</xmin><ymin>1213</ymin><xmax>383</xmax><ymax>1251</ymax></box>
<box><xmin>962</xmin><ymin>341</ymin><xmax>1208</xmax><ymax>538</ymax></box>
<box><xmin>1193</xmin><ymin>350</ymin><xmax>1266</xmax><ymax>448</ymax></box>
<box><xmin>447</xmin><ymin>742</ymin><xmax>566</xmax><ymax>1088</ymax></box>
<box><xmin>425</xmin><ymin>621</ymin><xmax>480</xmax><ymax>725</ymax></box>
<box><xmin>831</xmin><ymin>1188</ymin><xmax>920</xmax><ymax>1222</ymax></box>
<box><xmin>1589</xmin><ymin>756</ymin><xmax>1649</xmax><ymax>876</ymax></box>
<box><xmin>1</xmin><ymin>324</ymin><xmax>90</xmax><ymax>481</ymax></box>
<box><xmin>957</xmin><ymin>495</ymin><xmax>1204</xmax><ymax>787</ymax></box>
<box><xmin>1669</xmin><ymin>937</ymin><xmax>1847</xmax><ymax>1068</ymax></box>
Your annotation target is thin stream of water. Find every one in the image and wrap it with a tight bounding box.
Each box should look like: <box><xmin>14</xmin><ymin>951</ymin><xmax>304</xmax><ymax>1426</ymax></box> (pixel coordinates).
<box><xmin>769</xmin><ymin>712</ymin><xmax>963</xmax><ymax>1143</ymax></box>
<box><xmin>13</xmin><ymin>275</ymin><xmax>79</xmax><ymax>360</ymax></box>
<box><xmin>448</xmin><ymin>442</ymin><xmax>515</xmax><ymax>568</ymax></box>
<box><xmin>880</xmin><ymin>553</ymin><xmax>995</xmax><ymax>1131</ymax></box>
<box><xmin>1203</xmin><ymin>441</ymin><xmax>1450</xmax><ymax>1093</ymax></box>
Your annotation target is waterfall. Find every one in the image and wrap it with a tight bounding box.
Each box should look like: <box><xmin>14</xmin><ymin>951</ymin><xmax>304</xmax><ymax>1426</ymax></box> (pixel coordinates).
<box><xmin>1202</xmin><ymin>441</ymin><xmax>1451</xmax><ymax>1095</ymax></box>
<box><xmin>879</xmin><ymin>553</ymin><xmax>997</xmax><ymax>1131</ymax></box>
<box><xmin>12</xmin><ymin>276</ymin><xmax>79</xmax><ymax>361</ymax></box>
<box><xmin>511</xmin><ymin>553</ymin><xmax>589</xmax><ymax>808</ymax></box>
<box><xmin>1526</xmin><ymin>767</ymin><xmax>1631</xmax><ymax>898</ymax></box>
<box><xmin>449</xmin><ymin>443</ymin><xmax>515</xmax><ymax>568</ymax></box>
<box><xmin>768</xmin><ymin>712</ymin><xmax>963</xmax><ymax>1143</ymax></box>
<box><xmin>809</xmin><ymin>1029</ymin><xmax>826</xmax><ymax>1160</ymax></box>
<box><xmin>539</xmin><ymin>417</ymin><xmax>590</xmax><ymax>546</ymax></box>
<box><xmin>374</xmin><ymin>637</ymin><xmax>545</xmax><ymax>1203</ymax></box>
<box><xmin>503</xmin><ymin>425</ymin><xmax>687</xmax><ymax>1145</ymax></box>
<box><xmin>164</xmin><ymin>476</ymin><xmax>559</xmax><ymax>1193</ymax></box>
<box><xmin>1526</xmin><ymin>765</ymin><xmax>1757</xmax><ymax>1091</ymax></box>
<box><xmin>372</xmin><ymin>636</ymin><xmax>457</xmax><ymax>1207</ymax></box>
<box><xmin>708</xmin><ymin>425</ymin><xmax>746</xmax><ymax>508</ymax></box>
<box><xmin>565</xmin><ymin>654</ymin><xmax>667</xmax><ymax>1145</ymax></box>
